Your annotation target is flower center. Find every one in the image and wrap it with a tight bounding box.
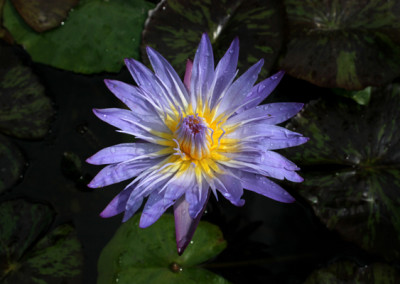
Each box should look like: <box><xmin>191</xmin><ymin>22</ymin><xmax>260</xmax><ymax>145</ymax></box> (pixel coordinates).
<box><xmin>174</xmin><ymin>114</ymin><xmax>211</xmax><ymax>160</ymax></box>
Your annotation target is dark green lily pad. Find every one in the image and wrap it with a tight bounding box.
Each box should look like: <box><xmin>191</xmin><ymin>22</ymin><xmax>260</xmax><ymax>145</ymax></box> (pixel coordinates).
<box><xmin>0</xmin><ymin>199</ymin><xmax>83</xmax><ymax>283</ymax></box>
<box><xmin>142</xmin><ymin>0</ymin><xmax>284</xmax><ymax>77</ymax></box>
<box><xmin>285</xmin><ymin>84</ymin><xmax>400</xmax><ymax>260</ymax></box>
<box><xmin>305</xmin><ymin>261</ymin><xmax>400</xmax><ymax>284</ymax></box>
<box><xmin>3</xmin><ymin>0</ymin><xmax>154</xmax><ymax>74</ymax></box>
<box><xmin>332</xmin><ymin>87</ymin><xmax>372</xmax><ymax>105</ymax></box>
<box><xmin>280</xmin><ymin>0</ymin><xmax>400</xmax><ymax>90</ymax></box>
<box><xmin>0</xmin><ymin>134</ymin><xmax>24</xmax><ymax>193</ymax></box>
<box><xmin>0</xmin><ymin>42</ymin><xmax>53</xmax><ymax>139</ymax></box>
<box><xmin>98</xmin><ymin>214</ymin><xmax>229</xmax><ymax>284</ymax></box>
<box><xmin>11</xmin><ymin>0</ymin><xmax>79</xmax><ymax>32</ymax></box>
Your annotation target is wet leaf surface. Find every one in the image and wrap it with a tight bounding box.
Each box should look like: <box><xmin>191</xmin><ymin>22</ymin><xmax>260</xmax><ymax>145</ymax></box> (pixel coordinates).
<box><xmin>285</xmin><ymin>84</ymin><xmax>400</xmax><ymax>260</ymax></box>
<box><xmin>280</xmin><ymin>0</ymin><xmax>400</xmax><ymax>89</ymax></box>
<box><xmin>3</xmin><ymin>0</ymin><xmax>154</xmax><ymax>73</ymax></box>
<box><xmin>0</xmin><ymin>42</ymin><xmax>53</xmax><ymax>139</ymax></box>
<box><xmin>0</xmin><ymin>199</ymin><xmax>83</xmax><ymax>283</ymax></box>
<box><xmin>11</xmin><ymin>0</ymin><xmax>79</xmax><ymax>32</ymax></box>
<box><xmin>305</xmin><ymin>261</ymin><xmax>400</xmax><ymax>284</ymax></box>
<box><xmin>98</xmin><ymin>214</ymin><xmax>229</xmax><ymax>284</ymax></box>
<box><xmin>142</xmin><ymin>0</ymin><xmax>283</xmax><ymax>77</ymax></box>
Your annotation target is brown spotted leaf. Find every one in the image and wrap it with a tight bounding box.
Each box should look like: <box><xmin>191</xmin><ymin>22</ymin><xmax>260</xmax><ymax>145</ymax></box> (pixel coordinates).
<box><xmin>142</xmin><ymin>0</ymin><xmax>284</xmax><ymax>78</ymax></box>
<box><xmin>285</xmin><ymin>84</ymin><xmax>400</xmax><ymax>260</ymax></box>
<box><xmin>280</xmin><ymin>0</ymin><xmax>400</xmax><ymax>90</ymax></box>
<box><xmin>11</xmin><ymin>0</ymin><xmax>79</xmax><ymax>32</ymax></box>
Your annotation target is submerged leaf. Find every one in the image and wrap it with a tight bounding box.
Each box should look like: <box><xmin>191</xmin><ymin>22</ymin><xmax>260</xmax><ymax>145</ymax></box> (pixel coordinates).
<box><xmin>142</xmin><ymin>0</ymin><xmax>283</xmax><ymax>77</ymax></box>
<box><xmin>98</xmin><ymin>214</ymin><xmax>228</xmax><ymax>284</ymax></box>
<box><xmin>332</xmin><ymin>87</ymin><xmax>372</xmax><ymax>105</ymax></box>
<box><xmin>4</xmin><ymin>0</ymin><xmax>154</xmax><ymax>73</ymax></box>
<box><xmin>0</xmin><ymin>200</ymin><xmax>84</xmax><ymax>283</ymax></box>
<box><xmin>305</xmin><ymin>261</ymin><xmax>400</xmax><ymax>284</ymax></box>
<box><xmin>286</xmin><ymin>84</ymin><xmax>400</xmax><ymax>260</ymax></box>
<box><xmin>11</xmin><ymin>0</ymin><xmax>79</xmax><ymax>32</ymax></box>
<box><xmin>0</xmin><ymin>42</ymin><xmax>53</xmax><ymax>139</ymax></box>
<box><xmin>280</xmin><ymin>0</ymin><xmax>400</xmax><ymax>89</ymax></box>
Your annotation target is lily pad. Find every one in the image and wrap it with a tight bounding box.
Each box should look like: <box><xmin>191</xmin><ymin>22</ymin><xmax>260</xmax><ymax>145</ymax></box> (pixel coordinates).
<box><xmin>285</xmin><ymin>85</ymin><xmax>400</xmax><ymax>260</ymax></box>
<box><xmin>305</xmin><ymin>261</ymin><xmax>400</xmax><ymax>284</ymax></box>
<box><xmin>280</xmin><ymin>0</ymin><xmax>400</xmax><ymax>90</ymax></box>
<box><xmin>0</xmin><ymin>134</ymin><xmax>24</xmax><ymax>194</ymax></box>
<box><xmin>0</xmin><ymin>199</ymin><xmax>83</xmax><ymax>283</ymax></box>
<box><xmin>142</xmin><ymin>0</ymin><xmax>283</xmax><ymax>77</ymax></box>
<box><xmin>98</xmin><ymin>214</ymin><xmax>229</xmax><ymax>284</ymax></box>
<box><xmin>11</xmin><ymin>0</ymin><xmax>79</xmax><ymax>32</ymax></box>
<box><xmin>3</xmin><ymin>0</ymin><xmax>155</xmax><ymax>74</ymax></box>
<box><xmin>332</xmin><ymin>87</ymin><xmax>372</xmax><ymax>105</ymax></box>
<box><xmin>0</xmin><ymin>42</ymin><xmax>53</xmax><ymax>139</ymax></box>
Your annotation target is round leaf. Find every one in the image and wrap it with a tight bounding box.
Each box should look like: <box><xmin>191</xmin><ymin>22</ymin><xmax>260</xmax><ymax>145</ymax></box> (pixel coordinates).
<box><xmin>0</xmin><ymin>42</ymin><xmax>53</xmax><ymax>139</ymax></box>
<box><xmin>98</xmin><ymin>214</ymin><xmax>228</xmax><ymax>284</ymax></box>
<box><xmin>285</xmin><ymin>85</ymin><xmax>400</xmax><ymax>260</ymax></box>
<box><xmin>0</xmin><ymin>199</ymin><xmax>53</xmax><ymax>264</ymax></box>
<box><xmin>142</xmin><ymin>0</ymin><xmax>284</xmax><ymax>77</ymax></box>
<box><xmin>3</xmin><ymin>0</ymin><xmax>155</xmax><ymax>74</ymax></box>
<box><xmin>11</xmin><ymin>0</ymin><xmax>79</xmax><ymax>32</ymax></box>
<box><xmin>305</xmin><ymin>261</ymin><xmax>400</xmax><ymax>284</ymax></box>
<box><xmin>0</xmin><ymin>134</ymin><xmax>24</xmax><ymax>193</ymax></box>
<box><xmin>0</xmin><ymin>200</ymin><xmax>84</xmax><ymax>283</ymax></box>
<box><xmin>280</xmin><ymin>0</ymin><xmax>400</xmax><ymax>89</ymax></box>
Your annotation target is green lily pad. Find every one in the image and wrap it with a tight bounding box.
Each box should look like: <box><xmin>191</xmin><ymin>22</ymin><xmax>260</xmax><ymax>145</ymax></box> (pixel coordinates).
<box><xmin>332</xmin><ymin>87</ymin><xmax>372</xmax><ymax>105</ymax></box>
<box><xmin>0</xmin><ymin>42</ymin><xmax>53</xmax><ymax>139</ymax></box>
<box><xmin>10</xmin><ymin>0</ymin><xmax>79</xmax><ymax>32</ymax></box>
<box><xmin>0</xmin><ymin>199</ymin><xmax>83</xmax><ymax>283</ymax></box>
<box><xmin>3</xmin><ymin>0</ymin><xmax>155</xmax><ymax>74</ymax></box>
<box><xmin>98</xmin><ymin>214</ymin><xmax>229</xmax><ymax>284</ymax></box>
<box><xmin>142</xmin><ymin>0</ymin><xmax>284</xmax><ymax>77</ymax></box>
<box><xmin>285</xmin><ymin>84</ymin><xmax>400</xmax><ymax>260</ymax></box>
<box><xmin>0</xmin><ymin>134</ymin><xmax>24</xmax><ymax>193</ymax></box>
<box><xmin>280</xmin><ymin>0</ymin><xmax>400</xmax><ymax>90</ymax></box>
<box><xmin>305</xmin><ymin>261</ymin><xmax>400</xmax><ymax>284</ymax></box>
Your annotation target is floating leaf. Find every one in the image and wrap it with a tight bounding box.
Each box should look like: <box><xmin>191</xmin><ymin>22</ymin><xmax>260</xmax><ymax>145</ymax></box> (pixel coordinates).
<box><xmin>11</xmin><ymin>0</ymin><xmax>79</xmax><ymax>32</ymax></box>
<box><xmin>280</xmin><ymin>0</ymin><xmax>400</xmax><ymax>89</ymax></box>
<box><xmin>332</xmin><ymin>87</ymin><xmax>372</xmax><ymax>105</ymax></box>
<box><xmin>142</xmin><ymin>0</ymin><xmax>283</xmax><ymax>77</ymax></box>
<box><xmin>285</xmin><ymin>85</ymin><xmax>400</xmax><ymax>260</ymax></box>
<box><xmin>305</xmin><ymin>261</ymin><xmax>400</xmax><ymax>284</ymax></box>
<box><xmin>98</xmin><ymin>214</ymin><xmax>228</xmax><ymax>284</ymax></box>
<box><xmin>0</xmin><ymin>134</ymin><xmax>24</xmax><ymax>193</ymax></box>
<box><xmin>0</xmin><ymin>199</ymin><xmax>83</xmax><ymax>283</ymax></box>
<box><xmin>3</xmin><ymin>0</ymin><xmax>155</xmax><ymax>73</ymax></box>
<box><xmin>0</xmin><ymin>42</ymin><xmax>53</xmax><ymax>139</ymax></box>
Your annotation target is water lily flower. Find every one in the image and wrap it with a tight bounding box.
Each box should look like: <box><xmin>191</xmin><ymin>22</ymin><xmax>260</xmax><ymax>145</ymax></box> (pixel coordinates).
<box><xmin>87</xmin><ymin>34</ymin><xmax>308</xmax><ymax>255</ymax></box>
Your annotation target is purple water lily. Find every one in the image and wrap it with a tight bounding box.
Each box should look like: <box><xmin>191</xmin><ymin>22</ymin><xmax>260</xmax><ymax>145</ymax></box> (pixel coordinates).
<box><xmin>87</xmin><ymin>34</ymin><xmax>308</xmax><ymax>255</ymax></box>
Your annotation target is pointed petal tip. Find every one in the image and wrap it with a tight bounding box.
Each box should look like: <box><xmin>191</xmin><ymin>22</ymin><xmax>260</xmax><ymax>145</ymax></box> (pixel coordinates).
<box><xmin>177</xmin><ymin>237</ymin><xmax>190</xmax><ymax>256</ymax></box>
<box><xmin>85</xmin><ymin>156</ymin><xmax>94</xmax><ymax>164</ymax></box>
<box><xmin>99</xmin><ymin>210</ymin><xmax>110</xmax><ymax>218</ymax></box>
<box><xmin>87</xmin><ymin>181</ymin><xmax>98</xmax><ymax>188</ymax></box>
<box><xmin>146</xmin><ymin>45</ymin><xmax>157</xmax><ymax>56</ymax></box>
<box><xmin>124</xmin><ymin>58</ymin><xmax>136</xmax><ymax>67</ymax></box>
<box><xmin>280</xmin><ymin>192</ymin><xmax>296</xmax><ymax>203</ymax></box>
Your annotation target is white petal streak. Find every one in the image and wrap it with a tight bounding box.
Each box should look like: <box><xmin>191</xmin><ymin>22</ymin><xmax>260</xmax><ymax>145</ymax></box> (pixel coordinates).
<box><xmin>146</xmin><ymin>47</ymin><xmax>189</xmax><ymax>109</ymax></box>
<box><xmin>226</xmin><ymin>103</ymin><xmax>304</xmax><ymax>126</ymax></box>
<box><xmin>225</xmin><ymin>123</ymin><xmax>303</xmax><ymax>140</ymax></box>
<box><xmin>86</xmin><ymin>143</ymin><xmax>167</xmax><ymax>165</ymax></box>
